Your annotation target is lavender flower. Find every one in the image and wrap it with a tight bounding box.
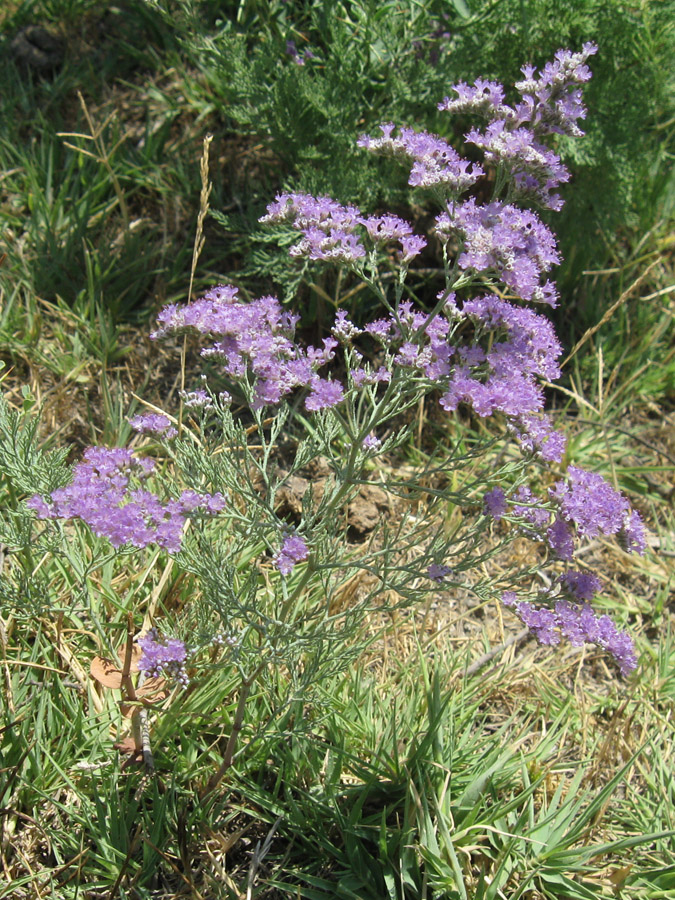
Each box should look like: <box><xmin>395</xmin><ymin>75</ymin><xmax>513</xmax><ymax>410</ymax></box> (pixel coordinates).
<box><xmin>357</xmin><ymin>123</ymin><xmax>483</xmax><ymax>193</ymax></box>
<box><xmin>362</xmin><ymin>434</ymin><xmax>381</xmax><ymax>452</ymax></box>
<box><xmin>515</xmin><ymin>600</ymin><xmax>560</xmax><ymax>645</ymax></box>
<box><xmin>511</xmin><ymin>486</ymin><xmax>550</xmax><ymax>530</ymax></box>
<box><xmin>153</xmin><ymin>286</ymin><xmax>346</xmax><ymax>412</ymax></box>
<box><xmin>620</xmin><ymin>510</ymin><xmax>647</xmax><ymax>554</ymax></box>
<box><xmin>261</xmin><ymin>192</ymin><xmax>366</xmax><ymax>264</ymax></box>
<box><xmin>502</xmin><ymin>593</ymin><xmax>637</xmax><ymax>675</ymax></box>
<box><xmin>261</xmin><ymin>191</ymin><xmax>425</xmax><ymax>264</ymax></box>
<box><xmin>180</xmin><ymin>389</ymin><xmax>213</xmax><ymax>410</ymax></box>
<box><xmin>554</xmin><ymin>600</ymin><xmax>637</xmax><ymax>675</ymax></box>
<box><xmin>560</xmin><ymin>571</ymin><xmax>602</xmax><ymax>602</ymax></box>
<box><xmin>510</xmin><ymin>414</ymin><xmax>566</xmax><ymax>463</ymax></box>
<box><xmin>466</xmin><ymin>120</ymin><xmax>570</xmax><ymax>210</ymax></box>
<box><xmin>128</xmin><ymin>413</ymin><xmax>178</xmax><ymax>439</ymax></box>
<box><xmin>435</xmin><ymin>200</ymin><xmax>560</xmax><ymax>305</ymax></box>
<box><xmin>138</xmin><ymin>629</ymin><xmax>189</xmax><ymax>685</ymax></box>
<box><xmin>550</xmin><ymin>466</ymin><xmax>645</xmax><ymax>550</ymax></box>
<box><xmin>439</xmin><ymin>44</ymin><xmax>597</xmax><ymax>210</ymax></box>
<box><xmin>547</xmin><ymin>517</ymin><xmax>575</xmax><ymax>561</ymax></box>
<box><xmin>286</xmin><ymin>39</ymin><xmax>305</xmax><ymax>65</ymax></box>
<box><xmin>275</xmin><ymin>534</ymin><xmax>309</xmax><ymax>576</ymax></box>
<box><xmin>438</xmin><ymin>79</ymin><xmax>509</xmax><ymax>120</ymax></box>
<box><xmin>27</xmin><ymin>447</ymin><xmax>224</xmax><ymax>553</ymax></box>
<box><xmin>484</xmin><ymin>487</ymin><xmax>507</xmax><ymax>519</ymax></box>
<box><xmin>331</xmin><ymin>310</ymin><xmax>362</xmax><ymax>341</ymax></box>
<box><xmin>428</xmin><ymin>563</ymin><xmax>452</xmax><ymax>583</ymax></box>
<box><xmin>305</xmin><ymin>378</ymin><xmax>344</xmax><ymax>411</ymax></box>
<box><xmin>513</xmin><ymin>43</ymin><xmax>598</xmax><ymax>138</ymax></box>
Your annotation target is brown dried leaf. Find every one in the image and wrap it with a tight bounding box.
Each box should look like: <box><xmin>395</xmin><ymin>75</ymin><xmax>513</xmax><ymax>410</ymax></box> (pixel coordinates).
<box><xmin>113</xmin><ymin>735</ymin><xmax>143</xmax><ymax>763</ymax></box>
<box><xmin>609</xmin><ymin>865</ymin><xmax>632</xmax><ymax>889</ymax></box>
<box><xmin>90</xmin><ymin>656</ymin><xmax>123</xmax><ymax>689</ymax></box>
<box><xmin>136</xmin><ymin>676</ymin><xmax>169</xmax><ymax>702</ymax></box>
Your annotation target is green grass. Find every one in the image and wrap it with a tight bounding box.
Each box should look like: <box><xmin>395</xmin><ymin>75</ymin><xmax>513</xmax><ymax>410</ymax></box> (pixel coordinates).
<box><xmin>1</xmin><ymin>564</ymin><xmax>674</xmax><ymax>897</ymax></box>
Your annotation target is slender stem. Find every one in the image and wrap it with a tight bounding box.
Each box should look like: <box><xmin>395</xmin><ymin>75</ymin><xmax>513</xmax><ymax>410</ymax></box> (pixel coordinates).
<box><xmin>120</xmin><ymin>613</ymin><xmax>137</xmax><ymax>703</ymax></box>
<box><xmin>202</xmin><ymin>663</ymin><xmax>265</xmax><ymax>796</ymax></box>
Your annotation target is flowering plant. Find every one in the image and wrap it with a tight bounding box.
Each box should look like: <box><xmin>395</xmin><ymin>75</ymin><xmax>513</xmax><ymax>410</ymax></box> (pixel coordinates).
<box><xmin>6</xmin><ymin>44</ymin><xmax>645</xmax><ymax>787</ymax></box>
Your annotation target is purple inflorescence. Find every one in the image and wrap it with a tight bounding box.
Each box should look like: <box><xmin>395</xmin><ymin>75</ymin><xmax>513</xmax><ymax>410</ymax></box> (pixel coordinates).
<box><xmin>138</xmin><ymin>628</ymin><xmax>189</xmax><ymax>685</ymax></box>
<box><xmin>438</xmin><ymin>43</ymin><xmax>597</xmax><ymax>208</ymax></box>
<box><xmin>560</xmin><ymin>571</ymin><xmax>602</xmax><ymax>602</ymax></box>
<box><xmin>153</xmin><ymin>285</ymin><xmax>345</xmax><ymax>412</ymax></box>
<box><xmin>26</xmin><ymin>447</ymin><xmax>225</xmax><ymax>553</ymax></box>
<box><xmin>275</xmin><ymin>533</ymin><xmax>309</xmax><ymax>576</ymax></box>
<box><xmin>435</xmin><ymin>200</ymin><xmax>560</xmax><ymax>305</ymax></box>
<box><xmin>485</xmin><ymin>465</ymin><xmax>646</xmax><ymax>565</ymax></box>
<box><xmin>510</xmin><ymin>486</ymin><xmax>551</xmax><ymax>531</ymax></box>
<box><xmin>305</xmin><ymin>378</ymin><xmax>344</xmax><ymax>411</ymax></box>
<box><xmin>550</xmin><ymin>466</ymin><xmax>646</xmax><ymax>550</ymax></box>
<box><xmin>510</xmin><ymin>414</ymin><xmax>566</xmax><ymax>463</ymax></box>
<box><xmin>503</xmin><ymin>593</ymin><xmax>637</xmax><ymax>675</ymax></box>
<box><xmin>260</xmin><ymin>191</ymin><xmax>426</xmax><ymax>264</ymax></box>
<box><xmin>362</xmin><ymin>434</ymin><xmax>381</xmax><ymax>452</ymax></box>
<box><xmin>438</xmin><ymin>78</ymin><xmax>509</xmax><ymax>119</ymax></box>
<box><xmin>465</xmin><ymin>120</ymin><xmax>570</xmax><ymax>211</ymax></box>
<box><xmin>546</xmin><ymin>517</ymin><xmax>574</xmax><ymax>561</ymax></box>
<box><xmin>515</xmin><ymin>601</ymin><xmax>560</xmax><ymax>645</ymax></box>
<box><xmin>128</xmin><ymin>413</ymin><xmax>178</xmax><ymax>439</ymax></box>
<box><xmin>428</xmin><ymin>563</ymin><xmax>452</xmax><ymax>583</ymax></box>
<box><xmin>512</xmin><ymin>44</ymin><xmax>598</xmax><ymax>138</ymax></box>
<box><xmin>484</xmin><ymin>487</ymin><xmax>507</xmax><ymax>519</ymax></box>
<box><xmin>357</xmin><ymin>123</ymin><xmax>483</xmax><ymax>193</ymax></box>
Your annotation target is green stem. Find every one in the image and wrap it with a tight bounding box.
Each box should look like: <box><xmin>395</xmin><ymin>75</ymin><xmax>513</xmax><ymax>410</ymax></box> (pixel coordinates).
<box><xmin>202</xmin><ymin>662</ymin><xmax>265</xmax><ymax>796</ymax></box>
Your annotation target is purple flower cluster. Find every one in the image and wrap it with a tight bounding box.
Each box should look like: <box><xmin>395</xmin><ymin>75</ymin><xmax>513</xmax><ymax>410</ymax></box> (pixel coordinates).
<box><xmin>513</xmin><ymin>44</ymin><xmax>598</xmax><ymax>138</ymax></box>
<box><xmin>437</xmin><ymin>295</ymin><xmax>564</xmax><ymax>445</ymax></box>
<box><xmin>435</xmin><ymin>200</ymin><xmax>560</xmax><ymax>305</ymax></box>
<box><xmin>324</xmin><ymin>291</ymin><xmax>564</xmax><ymax>460</ymax></box>
<box><xmin>362</xmin><ymin>434</ymin><xmax>381</xmax><ymax>452</ymax></box>
<box><xmin>509</xmin><ymin>414</ymin><xmax>567</xmax><ymax>463</ymax></box>
<box><xmin>502</xmin><ymin>592</ymin><xmax>637</xmax><ymax>675</ymax></box>
<box><xmin>485</xmin><ymin>467</ymin><xmax>646</xmax><ymax>562</ymax></box>
<box><xmin>128</xmin><ymin>413</ymin><xmax>177</xmax><ymax>439</ymax></box>
<box><xmin>550</xmin><ymin>466</ymin><xmax>646</xmax><ymax>551</ymax></box>
<box><xmin>466</xmin><ymin>121</ymin><xmax>570</xmax><ymax>211</ymax></box>
<box><xmin>138</xmin><ymin>629</ymin><xmax>189</xmax><ymax>685</ymax></box>
<box><xmin>27</xmin><ymin>447</ymin><xmax>225</xmax><ymax>553</ymax></box>
<box><xmin>260</xmin><ymin>191</ymin><xmax>427</xmax><ymax>264</ymax></box>
<box><xmin>483</xmin><ymin>487</ymin><xmax>507</xmax><ymax>519</ymax></box>
<box><xmin>357</xmin><ymin>124</ymin><xmax>483</xmax><ymax>193</ymax></box>
<box><xmin>275</xmin><ymin>533</ymin><xmax>309</xmax><ymax>576</ymax></box>
<box><xmin>153</xmin><ymin>284</ymin><xmax>343</xmax><ymax>412</ymax></box>
<box><xmin>180</xmin><ymin>389</ymin><xmax>213</xmax><ymax>410</ymax></box>
<box><xmin>428</xmin><ymin>563</ymin><xmax>452</xmax><ymax>583</ymax></box>
<box><xmin>560</xmin><ymin>571</ymin><xmax>602</xmax><ymax>602</ymax></box>
<box><xmin>439</xmin><ymin>43</ymin><xmax>597</xmax><ymax>209</ymax></box>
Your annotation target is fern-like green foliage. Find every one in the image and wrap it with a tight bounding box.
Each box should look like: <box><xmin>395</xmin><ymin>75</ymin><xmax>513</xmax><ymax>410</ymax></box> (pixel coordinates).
<box><xmin>0</xmin><ymin>394</ymin><xmax>70</xmax><ymax>499</ymax></box>
<box><xmin>183</xmin><ymin>0</ymin><xmax>673</xmax><ymax>324</ymax></box>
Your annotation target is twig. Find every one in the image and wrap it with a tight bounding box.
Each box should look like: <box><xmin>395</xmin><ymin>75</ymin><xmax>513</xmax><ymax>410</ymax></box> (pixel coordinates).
<box><xmin>202</xmin><ymin>664</ymin><xmax>265</xmax><ymax>797</ymax></box>
<box><xmin>463</xmin><ymin>627</ymin><xmax>530</xmax><ymax>678</ymax></box>
<box><xmin>137</xmin><ymin>672</ymin><xmax>155</xmax><ymax>775</ymax></box>
<box><xmin>562</xmin><ymin>259</ymin><xmax>661</xmax><ymax>367</ymax></box>
<box><xmin>179</xmin><ymin>133</ymin><xmax>213</xmax><ymax>438</ymax></box>
<box><xmin>566</xmin><ymin>416</ymin><xmax>675</xmax><ymax>467</ymax></box>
